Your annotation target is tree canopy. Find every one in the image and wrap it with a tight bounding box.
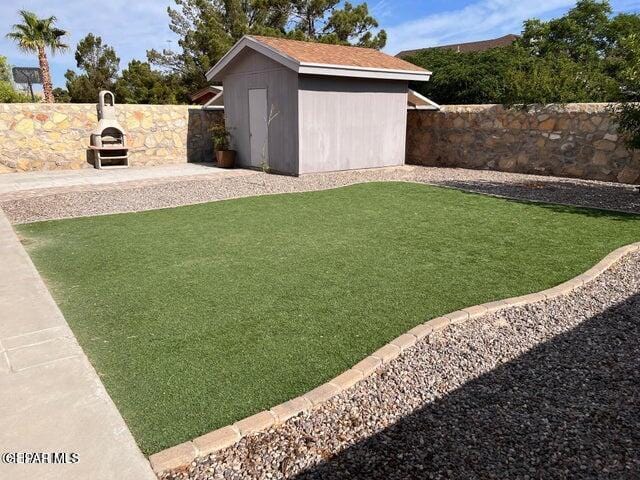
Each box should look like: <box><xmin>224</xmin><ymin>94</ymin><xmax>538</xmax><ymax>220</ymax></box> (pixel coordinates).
<box><xmin>404</xmin><ymin>0</ymin><xmax>640</xmax><ymax>146</ymax></box>
<box><xmin>406</xmin><ymin>0</ymin><xmax>637</xmax><ymax>106</ymax></box>
<box><xmin>147</xmin><ymin>0</ymin><xmax>386</xmax><ymax>94</ymax></box>
<box><xmin>406</xmin><ymin>0</ymin><xmax>640</xmax><ymax>148</ymax></box>
<box><xmin>114</xmin><ymin>60</ymin><xmax>185</xmax><ymax>105</ymax></box>
<box><xmin>64</xmin><ymin>34</ymin><xmax>120</xmax><ymax>103</ymax></box>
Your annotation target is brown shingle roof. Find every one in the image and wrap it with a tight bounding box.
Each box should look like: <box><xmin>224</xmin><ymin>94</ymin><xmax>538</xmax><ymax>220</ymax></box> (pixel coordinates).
<box><xmin>249</xmin><ymin>35</ymin><xmax>427</xmax><ymax>72</ymax></box>
<box><xmin>397</xmin><ymin>34</ymin><xmax>519</xmax><ymax>57</ymax></box>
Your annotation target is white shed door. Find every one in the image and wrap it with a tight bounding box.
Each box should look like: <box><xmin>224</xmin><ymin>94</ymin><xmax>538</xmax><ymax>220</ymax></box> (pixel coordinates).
<box><xmin>249</xmin><ymin>89</ymin><xmax>268</xmax><ymax>168</ymax></box>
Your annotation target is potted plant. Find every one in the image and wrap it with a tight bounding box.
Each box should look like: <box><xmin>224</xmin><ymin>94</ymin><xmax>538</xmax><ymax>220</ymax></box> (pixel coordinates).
<box><xmin>211</xmin><ymin>121</ymin><xmax>236</xmax><ymax>168</ymax></box>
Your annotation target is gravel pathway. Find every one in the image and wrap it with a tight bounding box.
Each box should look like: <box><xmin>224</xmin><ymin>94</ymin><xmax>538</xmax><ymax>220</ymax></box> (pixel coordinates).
<box><xmin>2</xmin><ymin>166</ymin><xmax>640</xmax><ymax>224</ymax></box>
<box><xmin>161</xmin><ymin>251</ymin><xmax>640</xmax><ymax>480</ymax></box>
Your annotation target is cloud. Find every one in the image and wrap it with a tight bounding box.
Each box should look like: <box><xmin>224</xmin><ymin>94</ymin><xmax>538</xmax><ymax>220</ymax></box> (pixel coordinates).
<box><xmin>371</xmin><ymin>0</ymin><xmax>394</xmax><ymax>19</ymax></box>
<box><xmin>611</xmin><ymin>0</ymin><xmax>640</xmax><ymax>10</ymax></box>
<box><xmin>383</xmin><ymin>0</ymin><xmax>576</xmax><ymax>54</ymax></box>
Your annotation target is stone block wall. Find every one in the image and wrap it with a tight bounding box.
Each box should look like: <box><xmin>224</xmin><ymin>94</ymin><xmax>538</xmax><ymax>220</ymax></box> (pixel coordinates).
<box><xmin>406</xmin><ymin>104</ymin><xmax>640</xmax><ymax>184</ymax></box>
<box><xmin>0</xmin><ymin>103</ymin><xmax>223</xmax><ymax>173</ymax></box>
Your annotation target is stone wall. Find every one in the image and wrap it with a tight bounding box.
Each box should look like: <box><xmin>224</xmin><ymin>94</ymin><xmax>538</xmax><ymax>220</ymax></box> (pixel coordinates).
<box><xmin>0</xmin><ymin>103</ymin><xmax>223</xmax><ymax>173</ymax></box>
<box><xmin>4</xmin><ymin>102</ymin><xmax>639</xmax><ymax>183</ymax></box>
<box><xmin>406</xmin><ymin>104</ymin><xmax>640</xmax><ymax>184</ymax></box>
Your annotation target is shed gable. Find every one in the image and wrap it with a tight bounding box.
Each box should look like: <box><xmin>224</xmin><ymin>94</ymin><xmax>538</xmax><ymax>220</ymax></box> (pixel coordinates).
<box><xmin>212</xmin><ymin>47</ymin><xmax>288</xmax><ymax>78</ymax></box>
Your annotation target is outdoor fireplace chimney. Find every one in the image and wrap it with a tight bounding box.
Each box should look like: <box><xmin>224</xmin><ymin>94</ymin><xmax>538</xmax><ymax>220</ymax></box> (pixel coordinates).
<box><xmin>89</xmin><ymin>90</ymin><xmax>129</xmax><ymax>169</ymax></box>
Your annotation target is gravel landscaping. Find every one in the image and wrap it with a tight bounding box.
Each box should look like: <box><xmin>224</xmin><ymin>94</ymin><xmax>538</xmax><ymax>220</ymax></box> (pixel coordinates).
<box><xmin>2</xmin><ymin>165</ymin><xmax>640</xmax><ymax>224</ymax></box>
<box><xmin>4</xmin><ymin>164</ymin><xmax>639</xmax><ymax>478</ymax></box>
<box><xmin>161</xmin><ymin>250</ymin><xmax>640</xmax><ymax>480</ymax></box>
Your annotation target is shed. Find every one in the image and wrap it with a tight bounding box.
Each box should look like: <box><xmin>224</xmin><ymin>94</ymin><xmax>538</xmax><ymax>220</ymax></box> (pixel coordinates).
<box><xmin>206</xmin><ymin>36</ymin><xmax>431</xmax><ymax>175</ymax></box>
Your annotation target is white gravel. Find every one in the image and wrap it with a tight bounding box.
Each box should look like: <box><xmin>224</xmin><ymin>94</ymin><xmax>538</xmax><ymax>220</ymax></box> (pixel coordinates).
<box><xmin>161</xmin><ymin>251</ymin><xmax>640</xmax><ymax>480</ymax></box>
<box><xmin>2</xmin><ymin>166</ymin><xmax>639</xmax><ymax>224</ymax></box>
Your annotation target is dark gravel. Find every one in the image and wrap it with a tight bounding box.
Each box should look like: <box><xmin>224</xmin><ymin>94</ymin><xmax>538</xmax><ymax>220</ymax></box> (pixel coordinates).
<box><xmin>161</xmin><ymin>251</ymin><xmax>640</xmax><ymax>480</ymax></box>
<box><xmin>2</xmin><ymin>166</ymin><xmax>639</xmax><ymax>224</ymax></box>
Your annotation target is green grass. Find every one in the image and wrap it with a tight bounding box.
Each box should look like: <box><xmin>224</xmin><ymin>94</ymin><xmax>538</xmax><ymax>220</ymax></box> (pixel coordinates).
<box><xmin>17</xmin><ymin>182</ymin><xmax>640</xmax><ymax>454</ymax></box>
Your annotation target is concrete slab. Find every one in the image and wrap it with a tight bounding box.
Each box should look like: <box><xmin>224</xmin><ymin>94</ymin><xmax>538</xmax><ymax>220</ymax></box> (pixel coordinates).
<box><xmin>0</xmin><ymin>163</ymin><xmax>232</xmax><ymax>196</ymax></box>
<box><xmin>0</xmin><ymin>356</ymin><xmax>96</xmax><ymax>419</ymax></box>
<box><xmin>0</xmin><ymin>288</ymin><xmax>67</xmax><ymax>338</ymax></box>
<box><xmin>0</xmin><ymin>362</ymin><xmax>151</xmax><ymax>480</ymax></box>
<box><xmin>1</xmin><ymin>326</ymin><xmax>73</xmax><ymax>351</ymax></box>
<box><xmin>0</xmin><ymin>351</ymin><xmax>9</xmax><ymax>374</ymax></box>
<box><xmin>6</xmin><ymin>336</ymin><xmax>81</xmax><ymax>372</ymax></box>
<box><xmin>0</xmin><ymin>210</ymin><xmax>155</xmax><ymax>480</ymax></box>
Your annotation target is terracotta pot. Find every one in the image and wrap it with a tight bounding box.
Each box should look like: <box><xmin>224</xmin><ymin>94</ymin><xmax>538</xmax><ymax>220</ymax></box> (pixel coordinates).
<box><xmin>215</xmin><ymin>150</ymin><xmax>236</xmax><ymax>168</ymax></box>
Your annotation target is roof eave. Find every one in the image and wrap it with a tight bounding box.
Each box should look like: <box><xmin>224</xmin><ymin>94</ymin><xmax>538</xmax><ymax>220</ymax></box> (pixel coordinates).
<box><xmin>298</xmin><ymin>63</ymin><xmax>431</xmax><ymax>81</ymax></box>
<box><xmin>407</xmin><ymin>89</ymin><xmax>441</xmax><ymax>109</ymax></box>
<box><xmin>408</xmin><ymin>105</ymin><xmax>440</xmax><ymax>110</ymax></box>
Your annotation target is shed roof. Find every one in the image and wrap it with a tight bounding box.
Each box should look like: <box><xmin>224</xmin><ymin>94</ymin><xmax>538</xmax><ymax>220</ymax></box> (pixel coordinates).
<box><xmin>250</xmin><ymin>36</ymin><xmax>427</xmax><ymax>72</ymax></box>
<box><xmin>207</xmin><ymin>35</ymin><xmax>431</xmax><ymax>82</ymax></box>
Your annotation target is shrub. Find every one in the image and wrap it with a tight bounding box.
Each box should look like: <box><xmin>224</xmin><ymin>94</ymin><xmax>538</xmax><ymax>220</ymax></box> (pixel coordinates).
<box><xmin>210</xmin><ymin>120</ymin><xmax>232</xmax><ymax>151</ymax></box>
<box><xmin>0</xmin><ymin>82</ymin><xmax>32</xmax><ymax>103</ymax></box>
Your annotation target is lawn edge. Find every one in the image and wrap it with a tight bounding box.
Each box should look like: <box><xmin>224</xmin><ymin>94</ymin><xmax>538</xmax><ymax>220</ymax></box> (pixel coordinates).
<box><xmin>9</xmin><ymin>175</ymin><xmax>640</xmax><ymax>226</ymax></box>
<box><xmin>149</xmin><ymin>241</ymin><xmax>640</xmax><ymax>475</ymax></box>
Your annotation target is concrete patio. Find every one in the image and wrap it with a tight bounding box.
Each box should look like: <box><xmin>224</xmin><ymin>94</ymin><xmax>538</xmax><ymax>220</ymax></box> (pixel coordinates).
<box><xmin>0</xmin><ymin>163</ymin><xmax>246</xmax><ymax>196</ymax></box>
<box><xmin>0</xmin><ymin>210</ymin><xmax>155</xmax><ymax>480</ymax></box>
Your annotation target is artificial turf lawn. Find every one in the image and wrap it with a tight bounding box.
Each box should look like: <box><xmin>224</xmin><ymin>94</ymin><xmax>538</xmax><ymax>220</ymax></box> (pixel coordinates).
<box><xmin>16</xmin><ymin>182</ymin><xmax>640</xmax><ymax>454</ymax></box>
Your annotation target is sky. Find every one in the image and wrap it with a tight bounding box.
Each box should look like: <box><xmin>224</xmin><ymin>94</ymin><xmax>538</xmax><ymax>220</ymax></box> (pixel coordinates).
<box><xmin>1</xmin><ymin>0</ymin><xmax>639</xmax><ymax>90</ymax></box>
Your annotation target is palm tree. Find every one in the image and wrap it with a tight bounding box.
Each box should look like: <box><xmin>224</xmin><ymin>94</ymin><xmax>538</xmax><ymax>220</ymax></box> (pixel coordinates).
<box><xmin>6</xmin><ymin>10</ymin><xmax>68</xmax><ymax>103</ymax></box>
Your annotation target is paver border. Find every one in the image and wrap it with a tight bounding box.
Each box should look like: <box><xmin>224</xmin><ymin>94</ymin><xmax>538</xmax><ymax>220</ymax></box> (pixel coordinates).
<box><xmin>149</xmin><ymin>241</ymin><xmax>640</xmax><ymax>474</ymax></box>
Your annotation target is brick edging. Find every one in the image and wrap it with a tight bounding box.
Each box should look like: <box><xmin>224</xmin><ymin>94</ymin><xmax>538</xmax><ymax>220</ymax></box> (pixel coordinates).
<box><xmin>149</xmin><ymin>242</ymin><xmax>640</xmax><ymax>474</ymax></box>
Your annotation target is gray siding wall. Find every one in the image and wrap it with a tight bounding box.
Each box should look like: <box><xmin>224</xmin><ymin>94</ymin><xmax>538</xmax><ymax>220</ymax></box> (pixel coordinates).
<box><xmin>222</xmin><ymin>49</ymin><xmax>299</xmax><ymax>174</ymax></box>
<box><xmin>297</xmin><ymin>76</ymin><xmax>408</xmax><ymax>174</ymax></box>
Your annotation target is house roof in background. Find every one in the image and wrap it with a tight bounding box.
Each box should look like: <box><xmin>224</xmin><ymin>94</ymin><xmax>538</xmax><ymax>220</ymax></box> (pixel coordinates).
<box><xmin>190</xmin><ymin>85</ymin><xmax>223</xmax><ymax>102</ymax></box>
<box><xmin>397</xmin><ymin>34</ymin><xmax>519</xmax><ymax>57</ymax></box>
<box><xmin>207</xmin><ymin>35</ymin><xmax>431</xmax><ymax>82</ymax></box>
<box><xmin>189</xmin><ymin>85</ymin><xmax>224</xmax><ymax>105</ymax></box>
<box><xmin>202</xmin><ymin>88</ymin><xmax>224</xmax><ymax>109</ymax></box>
